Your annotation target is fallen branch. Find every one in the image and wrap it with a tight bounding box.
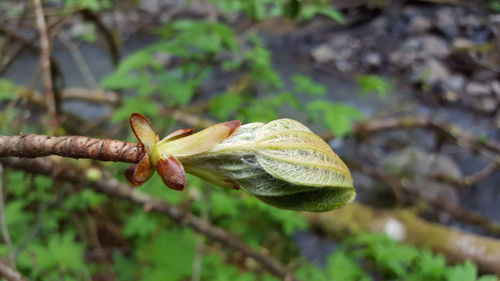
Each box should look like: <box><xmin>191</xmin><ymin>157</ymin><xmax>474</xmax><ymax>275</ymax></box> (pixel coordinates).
<box><xmin>306</xmin><ymin>202</ymin><xmax>500</xmax><ymax>275</ymax></box>
<box><xmin>354</xmin><ymin>164</ymin><xmax>500</xmax><ymax>236</ymax></box>
<box><xmin>0</xmin><ymin>157</ymin><xmax>297</xmax><ymax>281</ymax></box>
<box><xmin>0</xmin><ymin>259</ymin><xmax>27</xmax><ymax>281</ymax></box>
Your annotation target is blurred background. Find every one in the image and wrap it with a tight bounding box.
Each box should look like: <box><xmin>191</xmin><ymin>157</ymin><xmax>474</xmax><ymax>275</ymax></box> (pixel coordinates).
<box><xmin>0</xmin><ymin>0</ymin><xmax>499</xmax><ymax>280</ymax></box>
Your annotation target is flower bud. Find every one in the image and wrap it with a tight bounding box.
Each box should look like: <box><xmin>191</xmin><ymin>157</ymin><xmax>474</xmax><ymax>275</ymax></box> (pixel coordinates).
<box><xmin>127</xmin><ymin>114</ymin><xmax>355</xmax><ymax>212</ymax></box>
<box><xmin>178</xmin><ymin>119</ymin><xmax>355</xmax><ymax>212</ymax></box>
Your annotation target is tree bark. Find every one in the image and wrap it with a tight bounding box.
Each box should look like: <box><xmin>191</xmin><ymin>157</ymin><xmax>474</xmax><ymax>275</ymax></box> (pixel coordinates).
<box><xmin>0</xmin><ymin>135</ymin><xmax>142</xmax><ymax>163</ymax></box>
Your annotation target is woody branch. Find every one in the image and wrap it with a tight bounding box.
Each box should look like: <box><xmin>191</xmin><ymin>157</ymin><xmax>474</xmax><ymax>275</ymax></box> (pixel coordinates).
<box><xmin>0</xmin><ymin>135</ymin><xmax>142</xmax><ymax>163</ymax></box>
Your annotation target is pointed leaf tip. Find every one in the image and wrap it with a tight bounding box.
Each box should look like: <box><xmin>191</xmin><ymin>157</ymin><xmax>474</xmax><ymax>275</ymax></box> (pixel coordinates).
<box><xmin>130</xmin><ymin>113</ymin><xmax>159</xmax><ymax>151</ymax></box>
<box><xmin>223</xmin><ymin>120</ymin><xmax>240</xmax><ymax>136</ymax></box>
<box><xmin>157</xmin><ymin>156</ymin><xmax>186</xmax><ymax>191</ymax></box>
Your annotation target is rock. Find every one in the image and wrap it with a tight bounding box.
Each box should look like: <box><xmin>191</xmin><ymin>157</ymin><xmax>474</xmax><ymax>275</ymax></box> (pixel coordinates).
<box><xmin>463</xmin><ymin>82</ymin><xmax>498</xmax><ymax>113</ymax></box>
<box><xmin>435</xmin><ymin>8</ymin><xmax>460</xmax><ymax>38</ymax></box>
<box><xmin>465</xmin><ymin>82</ymin><xmax>490</xmax><ymax>96</ymax></box>
<box><xmin>407</xmin><ymin>16</ymin><xmax>432</xmax><ymax>34</ymax></box>
<box><xmin>472</xmin><ymin>69</ymin><xmax>499</xmax><ymax>82</ymax></box>
<box><xmin>382</xmin><ymin>147</ymin><xmax>461</xmax><ymax>206</ymax></box>
<box><xmin>444</xmin><ymin>74</ymin><xmax>466</xmax><ymax>92</ymax></box>
<box><xmin>420</xmin><ymin>36</ymin><xmax>451</xmax><ymax>58</ymax></box>
<box><xmin>311</xmin><ymin>44</ymin><xmax>336</xmax><ymax>64</ymax></box>
<box><xmin>491</xmin><ymin>81</ymin><xmax>500</xmax><ymax>99</ymax></box>
<box><xmin>411</xmin><ymin>59</ymin><xmax>450</xmax><ymax>86</ymax></box>
<box><xmin>488</xmin><ymin>14</ymin><xmax>500</xmax><ymax>23</ymax></box>
<box><xmin>362</xmin><ymin>52</ymin><xmax>383</xmax><ymax>69</ymax></box>
<box><xmin>452</xmin><ymin>38</ymin><xmax>476</xmax><ymax>50</ymax></box>
<box><xmin>467</xmin><ymin>96</ymin><xmax>498</xmax><ymax>114</ymax></box>
<box><xmin>391</xmin><ymin>35</ymin><xmax>450</xmax><ymax>66</ymax></box>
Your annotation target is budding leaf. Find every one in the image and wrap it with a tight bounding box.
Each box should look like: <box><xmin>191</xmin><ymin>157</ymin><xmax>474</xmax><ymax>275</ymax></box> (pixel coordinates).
<box><xmin>181</xmin><ymin>119</ymin><xmax>355</xmax><ymax>212</ymax></box>
<box><xmin>127</xmin><ymin>114</ymin><xmax>355</xmax><ymax>212</ymax></box>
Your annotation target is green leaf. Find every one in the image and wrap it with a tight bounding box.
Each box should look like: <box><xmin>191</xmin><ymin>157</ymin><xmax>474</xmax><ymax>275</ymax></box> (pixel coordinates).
<box><xmin>211</xmin><ymin>93</ymin><xmax>244</xmax><ymax>119</ymax></box>
<box><xmin>307</xmin><ymin>101</ymin><xmax>364</xmax><ymax>137</ymax></box>
<box><xmin>446</xmin><ymin>260</ymin><xmax>478</xmax><ymax>281</ymax></box>
<box><xmin>123</xmin><ymin>212</ymin><xmax>158</xmax><ymax>239</ymax></box>
<box><xmin>112</xmin><ymin>96</ymin><xmax>159</xmax><ymax>123</ymax></box>
<box><xmin>0</xmin><ymin>79</ymin><xmax>18</xmax><ymax>101</ymax></box>
<box><xmin>326</xmin><ymin>250</ymin><xmax>370</xmax><ymax>281</ymax></box>
<box><xmin>113</xmin><ymin>253</ymin><xmax>138</xmax><ymax>281</ymax></box>
<box><xmin>31</xmin><ymin>232</ymin><xmax>85</xmax><ymax>272</ymax></box>
<box><xmin>292</xmin><ymin>74</ymin><xmax>326</xmax><ymax>97</ymax></box>
<box><xmin>356</xmin><ymin>75</ymin><xmax>392</xmax><ymax>98</ymax></box>
<box><xmin>296</xmin><ymin>263</ymin><xmax>328</xmax><ymax>281</ymax></box>
<box><xmin>139</xmin><ymin>229</ymin><xmax>196</xmax><ymax>281</ymax></box>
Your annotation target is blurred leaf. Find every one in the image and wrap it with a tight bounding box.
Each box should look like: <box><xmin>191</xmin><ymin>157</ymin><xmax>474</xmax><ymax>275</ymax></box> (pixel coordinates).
<box><xmin>139</xmin><ymin>229</ymin><xmax>196</xmax><ymax>281</ymax></box>
<box><xmin>113</xmin><ymin>253</ymin><xmax>137</xmax><ymax>281</ymax></box>
<box><xmin>31</xmin><ymin>232</ymin><xmax>85</xmax><ymax>272</ymax></box>
<box><xmin>296</xmin><ymin>264</ymin><xmax>328</xmax><ymax>281</ymax></box>
<box><xmin>210</xmin><ymin>93</ymin><xmax>244</xmax><ymax>119</ymax></box>
<box><xmin>112</xmin><ymin>96</ymin><xmax>159</xmax><ymax>123</ymax></box>
<box><xmin>292</xmin><ymin>74</ymin><xmax>326</xmax><ymax>97</ymax></box>
<box><xmin>446</xmin><ymin>260</ymin><xmax>479</xmax><ymax>281</ymax></box>
<box><xmin>307</xmin><ymin>101</ymin><xmax>364</xmax><ymax>137</ymax></box>
<box><xmin>356</xmin><ymin>75</ymin><xmax>392</xmax><ymax>98</ymax></box>
<box><xmin>326</xmin><ymin>250</ymin><xmax>370</xmax><ymax>281</ymax></box>
<box><xmin>0</xmin><ymin>79</ymin><xmax>17</xmax><ymax>101</ymax></box>
<box><xmin>123</xmin><ymin>211</ymin><xmax>158</xmax><ymax>239</ymax></box>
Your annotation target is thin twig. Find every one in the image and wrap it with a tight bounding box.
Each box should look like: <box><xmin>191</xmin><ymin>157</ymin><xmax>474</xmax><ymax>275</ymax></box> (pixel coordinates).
<box><xmin>0</xmin><ymin>165</ymin><xmax>15</xmax><ymax>264</ymax></box>
<box><xmin>0</xmin><ymin>259</ymin><xmax>27</xmax><ymax>281</ymax></box>
<box><xmin>33</xmin><ymin>0</ymin><xmax>59</xmax><ymax>128</ymax></box>
<box><xmin>355</xmin><ymin>163</ymin><xmax>500</xmax><ymax>235</ymax></box>
<box><xmin>79</xmin><ymin>9</ymin><xmax>120</xmax><ymax>66</ymax></box>
<box><xmin>350</xmin><ymin>116</ymin><xmax>500</xmax><ymax>161</ymax></box>
<box><xmin>0</xmin><ymin>157</ymin><xmax>299</xmax><ymax>281</ymax></box>
<box><xmin>191</xmin><ymin>189</ymin><xmax>210</xmax><ymax>281</ymax></box>
<box><xmin>57</xmin><ymin>31</ymin><xmax>99</xmax><ymax>89</ymax></box>
<box><xmin>462</xmin><ymin>161</ymin><xmax>499</xmax><ymax>186</ymax></box>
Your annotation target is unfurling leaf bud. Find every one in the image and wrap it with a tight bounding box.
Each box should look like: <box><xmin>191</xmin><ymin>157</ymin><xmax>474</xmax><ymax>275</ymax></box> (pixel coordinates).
<box><xmin>127</xmin><ymin>114</ymin><xmax>355</xmax><ymax>212</ymax></box>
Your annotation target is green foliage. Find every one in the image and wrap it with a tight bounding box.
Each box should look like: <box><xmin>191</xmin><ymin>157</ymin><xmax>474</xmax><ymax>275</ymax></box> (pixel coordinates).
<box><xmin>17</xmin><ymin>232</ymin><xmax>88</xmax><ymax>281</ymax></box>
<box><xmin>297</xmin><ymin>232</ymin><xmax>498</xmax><ymax>281</ymax></box>
<box><xmin>292</xmin><ymin>74</ymin><xmax>326</xmax><ymax>97</ymax></box>
<box><xmin>0</xmin><ymin>78</ymin><xmax>17</xmax><ymax>101</ymax></box>
<box><xmin>356</xmin><ymin>74</ymin><xmax>393</xmax><ymax>98</ymax></box>
<box><xmin>207</xmin><ymin>0</ymin><xmax>344</xmax><ymax>22</ymax></box>
<box><xmin>307</xmin><ymin>100</ymin><xmax>364</xmax><ymax>137</ymax></box>
<box><xmin>57</xmin><ymin>0</ymin><xmax>115</xmax><ymax>11</ymax></box>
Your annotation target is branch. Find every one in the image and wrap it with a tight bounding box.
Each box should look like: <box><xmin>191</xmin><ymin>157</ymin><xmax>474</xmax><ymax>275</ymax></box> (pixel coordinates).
<box><xmin>0</xmin><ymin>135</ymin><xmax>141</xmax><ymax>163</ymax></box>
<box><xmin>0</xmin><ymin>157</ymin><xmax>297</xmax><ymax>281</ymax></box>
<box><xmin>306</xmin><ymin>202</ymin><xmax>500</xmax><ymax>275</ymax></box>
<box><xmin>0</xmin><ymin>259</ymin><xmax>27</xmax><ymax>281</ymax></box>
<box><xmin>351</xmin><ymin>116</ymin><xmax>500</xmax><ymax>160</ymax></box>
<box><xmin>356</xmin><ymin>164</ymin><xmax>500</xmax><ymax>236</ymax></box>
<box><xmin>33</xmin><ymin>0</ymin><xmax>60</xmax><ymax>128</ymax></box>
<box><xmin>0</xmin><ymin>165</ymin><xmax>15</xmax><ymax>264</ymax></box>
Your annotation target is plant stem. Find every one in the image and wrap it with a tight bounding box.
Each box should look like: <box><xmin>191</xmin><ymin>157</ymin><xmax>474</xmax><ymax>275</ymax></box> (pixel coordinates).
<box><xmin>0</xmin><ymin>135</ymin><xmax>142</xmax><ymax>163</ymax></box>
